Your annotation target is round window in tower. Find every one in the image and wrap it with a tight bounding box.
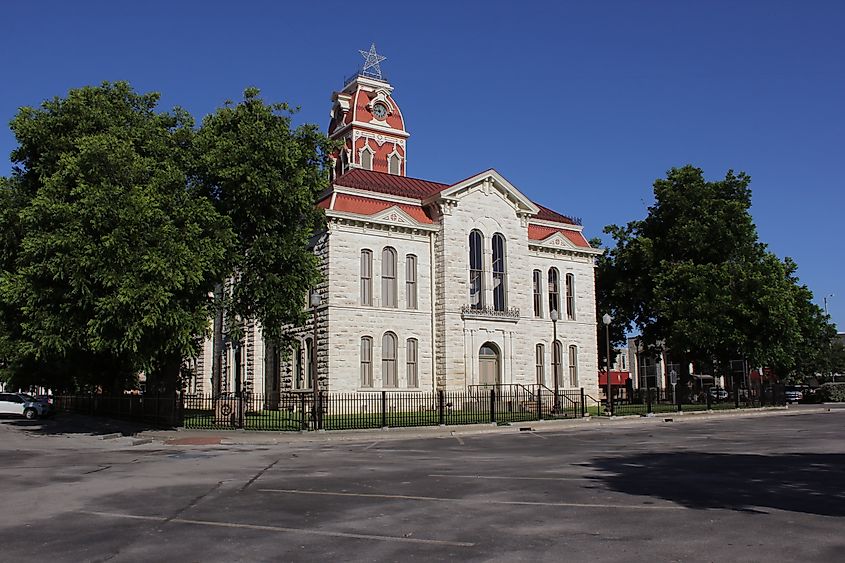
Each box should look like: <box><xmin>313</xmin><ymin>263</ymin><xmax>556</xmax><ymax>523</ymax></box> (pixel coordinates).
<box><xmin>372</xmin><ymin>102</ymin><xmax>388</xmax><ymax>120</ymax></box>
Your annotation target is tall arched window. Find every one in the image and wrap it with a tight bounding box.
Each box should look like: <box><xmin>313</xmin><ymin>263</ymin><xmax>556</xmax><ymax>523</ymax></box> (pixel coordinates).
<box><xmin>304</xmin><ymin>337</ymin><xmax>314</xmax><ymax>390</ymax></box>
<box><xmin>406</xmin><ymin>338</ymin><xmax>418</xmax><ymax>388</ymax></box>
<box><xmin>532</xmin><ymin>270</ymin><xmax>542</xmax><ymax>317</ymax></box>
<box><xmin>382</xmin><ymin>332</ymin><xmax>397</xmax><ymax>388</ymax></box>
<box><xmin>568</xmin><ymin>345</ymin><xmax>579</xmax><ymax>387</ymax></box>
<box><xmin>565</xmin><ymin>273</ymin><xmax>576</xmax><ymax>320</ymax></box>
<box><xmin>548</xmin><ymin>268</ymin><xmax>560</xmax><ymax>317</ymax></box>
<box><xmin>360</xmin><ymin>337</ymin><xmax>373</xmax><ymax>388</ymax></box>
<box><xmin>535</xmin><ymin>344</ymin><xmax>545</xmax><ymax>386</ymax></box>
<box><xmin>492</xmin><ymin>233</ymin><xmax>507</xmax><ymax>311</ymax></box>
<box><xmin>360</xmin><ymin>148</ymin><xmax>373</xmax><ymax>170</ymax></box>
<box><xmin>382</xmin><ymin>247</ymin><xmax>397</xmax><ymax>308</ymax></box>
<box><xmin>469</xmin><ymin>230</ymin><xmax>484</xmax><ymax>309</ymax></box>
<box><xmin>294</xmin><ymin>341</ymin><xmax>305</xmax><ymax>390</ymax></box>
<box><xmin>360</xmin><ymin>249</ymin><xmax>372</xmax><ymax>306</ymax></box>
<box><xmin>553</xmin><ymin>340</ymin><xmax>563</xmax><ymax>387</ymax></box>
<box><xmin>406</xmin><ymin>254</ymin><xmax>417</xmax><ymax>309</ymax></box>
<box><xmin>389</xmin><ymin>153</ymin><xmax>401</xmax><ymax>175</ymax></box>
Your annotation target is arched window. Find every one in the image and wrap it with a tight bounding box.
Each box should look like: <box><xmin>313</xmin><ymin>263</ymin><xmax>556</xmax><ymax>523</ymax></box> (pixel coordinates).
<box><xmin>492</xmin><ymin>233</ymin><xmax>507</xmax><ymax>311</ymax></box>
<box><xmin>382</xmin><ymin>332</ymin><xmax>397</xmax><ymax>388</ymax></box>
<box><xmin>360</xmin><ymin>147</ymin><xmax>373</xmax><ymax>170</ymax></box>
<box><xmin>535</xmin><ymin>344</ymin><xmax>545</xmax><ymax>386</ymax></box>
<box><xmin>382</xmin><ymin>247</ymin><xmax>397</xmax><ymax>308</ymax></box>
<box><xmin>532</xmin><ymin>270</ymin><xmax>542</xmax><ymax>317</ymax></box>
<box><xmin>548</xmin><ymin>268</ymin><xmax>560</xmax><ymax>318</ymax></box>
<box><xmin>360</xmin><ymin>337</ymin><xmax>373</xmax><ymax>388</ymax></box>
<box><xmin>469</xmin><ymin>230</ymin><xmax>484</xmax><ymax>309</ymax></box>
<box><xmin>360</xmin><ymin>249</ymin><xmax>372</xmax><ymax>306</ymax></box>
<box><xmin>294</xmin><ymin>341</ymin><xmax>305</xmax><ymax>390</ymax></box>
<box><xmin>406</xmin><ymin>338</ymin><xmax>418</xmax><ymax>388</ymax></box>
<box><xmin>304</xmin><ymin>337</ymin><xmax>314</xmax><ymax>390</ymax></box>
<box><xmin>553</xmin><ymin>340</ymin><xmax>562</xmax><ymax>387</ymax></box>
<box><xmin>565</xmin><ymin>273</ymin><xmax>576</xmax><ymax>320</ymax></box>
<box><xmin>568</xmin><ymin>345</ymin><xmax>579</xmax><ymax>387</ymax></box>
<box><xmin>389</xmin><ymin>153</ymin><xmax>401</xmax><ymax>175</ymax></box>
<box><xmin>406</xmin><ymin>254</ymin><xmax>417</xmax><ymax>309</ymax></box>
<box><xmin>340</xmin><ymin>151</ymin><xmax>349</xmax><ymax>175</ymax></box>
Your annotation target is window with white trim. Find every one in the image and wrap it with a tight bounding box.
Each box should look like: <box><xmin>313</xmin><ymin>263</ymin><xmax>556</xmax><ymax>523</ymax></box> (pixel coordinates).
<box><xmin>553</xmin><ymin>340</ymin><xmax>562</xmax><ymax>387</ymax></box>
<box><xmin>548</xmin><ymin>268</ymin><xmax>560</xmax><ymax>317</ymax></box>
<box><xmin>492</xmin><ymin>233</ymin><xmax>507</xmax><ymax>311</ymax></box>
<box><xmin>533</xmin><ymin>270</ymin><xmax>542</xmax><ymax>317</ymax></box>
<box><xmin>406</xmin><ymin>254</ymin><xmax>417</xmax><ymax>309</ymax></box>
<box><xmin>382</xmin><ymin>247</ymin><xmax>397</xmax><ymax>308</ymax></box>
<box><xmin>360</xmin><ymin>336</ymin><xmax>373</xmax><ymax>388</ymax></box>
<box><xmin>382</xmin><ymin>332</ymin><xmax>398</xmax><ymax>388</ymax></box>
<box><xmin>535</xmin><ymin>344</ymin><xmax>545</xmax><ymax>386</ymax></box>
<box><xmin>568</xmin><ymin>345</ymin><xmax>579</xmax><ymax>387</ymax></box>
<box><xmin>389</xmin><ymin>153</ymin><xmax>401</xmax><ymax>175</ymax></box>
<box><xmin>565</xmin><ymin>273</ymin><xmax>576</xmax><ymax>320</ymax></box>
<box><xmin>469</xmin><ymin>230</ymin><xmax>484</xmax><ymax>309</ymax></box>
<box><xmin>360</xmin><ymin>249</ymin><xmax>372</xmax><ymax>306</ymax></box>
<box><xmin>360</xmin><ymin>148</ymin><xmax>373</xmax><ymax>170</ymax></box>
<box><xmin>406</xmin><ymin>338</ymin><xmax>418</xmax><ymax>388</ymax></box>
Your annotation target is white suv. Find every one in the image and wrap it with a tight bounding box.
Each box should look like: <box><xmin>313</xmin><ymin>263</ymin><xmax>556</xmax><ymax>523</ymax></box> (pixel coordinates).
<box><xmin>0</xmin><ymin>392</ymin><xmax>48</xmax><ymax>419</ymax></box>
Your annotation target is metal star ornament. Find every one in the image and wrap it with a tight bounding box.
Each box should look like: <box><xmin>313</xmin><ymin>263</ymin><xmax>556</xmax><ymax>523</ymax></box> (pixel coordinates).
<box><xmin>359</xmin><ymin>43</ymin><xmax>387</xmax><ymax>79</ymax></box>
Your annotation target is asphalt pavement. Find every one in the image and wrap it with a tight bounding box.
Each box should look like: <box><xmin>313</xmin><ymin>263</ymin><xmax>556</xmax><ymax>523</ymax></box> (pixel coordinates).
<box><xmin>1</xmin><ymin>406</ymin><xmax>843</xmax><ymax>562</ymax></box>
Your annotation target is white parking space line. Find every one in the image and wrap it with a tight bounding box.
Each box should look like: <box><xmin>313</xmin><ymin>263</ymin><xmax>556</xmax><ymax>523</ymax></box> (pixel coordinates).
<box><xmin>78</xmin><ymin>511</ymin><xmax>475</xmax><ymax>547</ymax></box>
<box><xmin>259</xmin><ymin>489</ymin><xmax>685</xmax><ymax>510</ymax></box>
<box><xmin>428</xmin><ymin>473</ymin><xmax>593</xmax><ymax>481</ymax></box>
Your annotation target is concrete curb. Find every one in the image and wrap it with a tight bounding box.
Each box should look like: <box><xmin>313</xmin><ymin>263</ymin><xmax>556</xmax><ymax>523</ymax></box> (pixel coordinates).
<box><xmin>134</xmin><ymin>405</ymin><xmax>838</xmax><ymax>447</ymax></box>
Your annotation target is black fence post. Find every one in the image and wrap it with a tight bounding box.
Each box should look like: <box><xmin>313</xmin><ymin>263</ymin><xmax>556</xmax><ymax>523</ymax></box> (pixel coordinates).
<box><xmin>438</xmin><ymin>389</ymin><xmax>445</xmax><ymax>425</ymax></box>
<box><xmin>706</xmin><ymin>390</ymin><xmax>712</xmax><ymax>410</ymax></box>
<box><xmin>381</xmin><ymin>390</ymin><xmax>387</xmax><ymax>428</ymax></box>
<box><xmin>646</xmin><ymin>388</ymin><xmax>653</xmax><ymax>414</ymax></box>
<box><xmin>317</xmin><ymin>391</ymin><xmax>324</xmax><ymax>430</ymax></box>
<box><xmin>537</xmin><ymin>389</ymin><xmax>543</xmax><ymax>420</ymax></box>
<box><xmin>580</xmin><ymin>388</ymin><xmax>586</xmax><ymax>418</ymax></box>
<box><xmin>300</xmin><ymin>393</ymin><xmax>307</xmax><ymax>430</ymax></box>
<box><xmin>490</xmin><ymin>389</ymin><xmax>496</xmax><ymax>423</ymax></box>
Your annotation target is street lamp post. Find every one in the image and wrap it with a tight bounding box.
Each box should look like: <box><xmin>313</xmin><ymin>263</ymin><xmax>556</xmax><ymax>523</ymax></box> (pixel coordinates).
<box><xmin>602</xmin><ymin>314</ymin><xmax>613</xmax><ymax>416</ymax></box>
<box><xmin>550</xmin><ymin>309</ymin><xmax>560</xmax><ymax>413</ymax></box>
<box><xmin>310</xmin><ymin>291</ymin><xmax>322</xmax><ymax>429</ymax></box>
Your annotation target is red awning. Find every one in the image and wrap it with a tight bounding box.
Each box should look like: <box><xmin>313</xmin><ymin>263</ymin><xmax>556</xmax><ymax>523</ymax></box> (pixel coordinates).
<box><xmin>598</xmin><ymin>370</ymin><xmax>630</xmax><ymax>386</ymax></box>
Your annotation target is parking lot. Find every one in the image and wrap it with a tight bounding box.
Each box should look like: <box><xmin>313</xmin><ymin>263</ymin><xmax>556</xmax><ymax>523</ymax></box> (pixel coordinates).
<box><xmin>1</xmin><ymin>407</ymin><xmax>843</xmax><ymax>562</ymax></box>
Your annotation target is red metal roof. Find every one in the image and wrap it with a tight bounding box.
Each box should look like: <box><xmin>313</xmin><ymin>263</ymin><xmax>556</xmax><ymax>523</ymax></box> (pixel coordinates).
<box><xmin>527</xmin><ymin>224</ymin><xmax>591</xmax><ymax>248</ymax></box>
<box><xmin>323</xmin><ymin>192</ymin><xmax>434</xmax><ymax>224</ymax></box>
<box><xmin>335</xmin><ymin>169</ymin><xmax>449</xmax><ymax>199</ymax></box>
<box><xmin>534</xmin><ymin>203</ymin><xmax>579</xmax><ymax>225</ymax></box>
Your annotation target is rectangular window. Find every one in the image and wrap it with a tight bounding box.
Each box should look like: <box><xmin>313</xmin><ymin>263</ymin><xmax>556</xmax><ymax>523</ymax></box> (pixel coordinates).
<box><xmin>406</xmin><ymin>255</ymin><xmax>417</xmax><ymax>309</ymax></box>
<box><xmin>568</xmin><ymin>345</ymin><xmax>578</xmax><ymax>387</ymax></box>
<box><xmin>533</xmin><ymin>270</ymin><xmax>542</xmax><ymax>317</ymax></box>
<box><xmin>535</xmin><ymin>344</ymin><xmax>545</xmax><ymax>386</ymax></box>
<box><xmin>406</xmin><ymin>339</ymin><xmax>418</xmax><ymax>388</ymax></box>
<box><xmin>492</xmin><ymin>234</ymin><xmax>506</xmax><ymax>311</ymax></box>
<box><xmin>360</xmin><ymin>337</ymin><xmax>373</xmax><ymax>388</ymax></box>
<box><xmin>565</xmin><ymin>273</ymin><xmax>575</xmax><ymax>320</ymax></box>
<box><xmin>382</xmin><ymin>248</ymin><xmax>397</xmax><ymax>308</ymax></box>
<box><xmin>360</xmin><ymin>250</ymin><xmax>372</xmax><ymax>306</ymax></box>
<box><xmin>548</xmin><ymin>269</ymin><xmax>560</xmax><ymax>317</ymax></box>
<box><xmin>383</xmin><ymin>333</ymin><xmax>397</xmax><ymax>388</ymax></box>
<box><xmin>469</xmin><ymin>230</ymin><xmax>484</xmax><ymax>309</ymax></box>
<box><xmin>553</xmin><ymin>341</ymin><xmax>562</xmax><ymax>387</ymax></box>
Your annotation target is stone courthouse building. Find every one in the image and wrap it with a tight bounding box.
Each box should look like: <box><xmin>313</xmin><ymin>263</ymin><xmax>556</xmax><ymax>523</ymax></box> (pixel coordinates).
<box><xmin>193</xmin><ymin>47</ymin><xmax>602</xmax><ymax>399</ymax></box>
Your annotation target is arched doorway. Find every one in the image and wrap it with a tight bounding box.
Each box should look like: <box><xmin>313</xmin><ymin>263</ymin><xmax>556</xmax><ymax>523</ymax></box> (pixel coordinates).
<box><xmin>479</xmin><ymin>343</ymin><xmax>501</xmax><ymax>386</ymax></box>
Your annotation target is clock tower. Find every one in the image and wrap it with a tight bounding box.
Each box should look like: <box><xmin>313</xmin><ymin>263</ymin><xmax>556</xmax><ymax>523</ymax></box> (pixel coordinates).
<box><xmin>329</xmin><ymin>44</ymin><xmax>409</xmax><ymax>178</ymax></box>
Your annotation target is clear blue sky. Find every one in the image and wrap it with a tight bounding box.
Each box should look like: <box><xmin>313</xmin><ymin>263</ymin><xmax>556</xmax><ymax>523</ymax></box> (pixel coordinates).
<box><xmin>1</xmin><ymin>1</ymin><xmax>842</xmax><ymax>329</ymax></box>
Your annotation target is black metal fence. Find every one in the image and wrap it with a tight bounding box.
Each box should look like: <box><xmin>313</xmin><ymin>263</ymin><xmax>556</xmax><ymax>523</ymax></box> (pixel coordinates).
<box><xmin>604</xmin><ymin>384</ymin><xmax>786</xmax><ymax>417</ymax></box>
<box><xmin>52</xmin><ymin>383</ymin><xmax>787</xmax><ymax>431</ymax></box>
<box><xmin>53</xmin><ymin>394</ymin><xmax>182</xmax><ymax>427</ymax></box>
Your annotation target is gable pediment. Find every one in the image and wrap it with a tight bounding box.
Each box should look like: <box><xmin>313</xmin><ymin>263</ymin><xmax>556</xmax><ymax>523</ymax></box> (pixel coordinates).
<box><xmin>371</xmin><ymin>205</ymin><xmax>418</xmax><ymax>225</ymax></box>
<box><xmin>536</xmin><ymin>231</ymin><xmax>578</xmax><ymax>250</ymax></box>
<box><xmin>429</xmin><ymin>169</ymin><xmax>540</xmax><ymax>215</ymax></box>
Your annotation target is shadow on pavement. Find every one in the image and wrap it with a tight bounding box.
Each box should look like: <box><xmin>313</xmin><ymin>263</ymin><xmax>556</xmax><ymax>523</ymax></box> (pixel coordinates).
<box><xmin>0</xmin><ymin>412</ymin><xmax>157</xmax><ymax>436</ymax></box>
<box><xmin>588</xmin><ymin>451</ymin><xmax>845</xmax><ymax>517</ymax></box>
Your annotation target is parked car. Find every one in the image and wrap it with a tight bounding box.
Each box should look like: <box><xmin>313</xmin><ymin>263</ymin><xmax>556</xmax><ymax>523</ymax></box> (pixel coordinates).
<box><xmin>784</xmin><ymin>386</ymin><xmax>804</xmax><ymax>403</ymax></box>
<box><xmin>708</xmin><ymin>387</ymin><xmax>729</xmax><ymax>400</ymax></box>
<box><xmin>0</xmin><ymin>392</ymin><xmax>50</xmax><ymax>419</ymax></box>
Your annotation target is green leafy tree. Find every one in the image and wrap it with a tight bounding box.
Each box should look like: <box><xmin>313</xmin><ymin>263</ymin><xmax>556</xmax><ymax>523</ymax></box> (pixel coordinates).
<box><xmin>0</xmin><ymin>82</ymin><xmax>232</xmax><ymax>393</ymax></box>
<box><xmin>600</xmin><ymin>165</ymin><xmax>834</xmax><ymax>388</ymax></box>
<box><xmin>193</xmin><ymin>88</ymin><xmax>333</xmax><ymax>345</ymax></box>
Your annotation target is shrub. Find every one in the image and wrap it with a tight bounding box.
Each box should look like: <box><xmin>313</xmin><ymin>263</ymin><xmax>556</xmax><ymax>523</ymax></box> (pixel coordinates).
<box><xmin>816</xmin><ymin>383</ymin><xmax>845</xmax><ymax>402</ymax></box>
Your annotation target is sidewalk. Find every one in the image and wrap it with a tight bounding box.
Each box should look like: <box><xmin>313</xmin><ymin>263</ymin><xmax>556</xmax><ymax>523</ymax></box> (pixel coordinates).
<box><xmin>133</xmin><ymin>404</ymin><xmax>835</xmax><ymax>447</ymax></box>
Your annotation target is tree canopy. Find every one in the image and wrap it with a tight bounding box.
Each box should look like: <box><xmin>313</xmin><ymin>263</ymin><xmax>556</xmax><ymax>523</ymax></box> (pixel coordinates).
<box><xmin>598</xmin><ymin>165</ymin><xmax>835</xmax><ymax>383</ymax></box>
<box><xmin>0</xmin><ymin>82</ymin><xmax>331</xmax><ymax>392</ymax></box>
